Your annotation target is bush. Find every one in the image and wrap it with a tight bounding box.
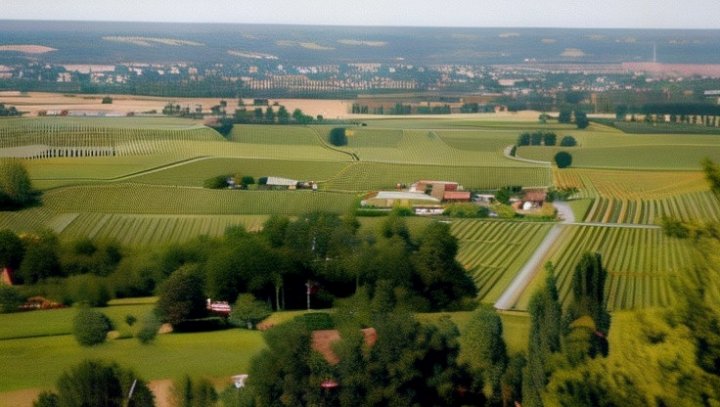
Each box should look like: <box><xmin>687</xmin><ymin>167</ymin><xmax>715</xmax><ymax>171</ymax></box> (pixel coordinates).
<box><xmin>204</xmin><ymin>175</ymin><xmax>229</xmax><ymax>189</ymax></box>
<box><xmin>0</xmin><ymin>285</ymin><xmax>24</xmax><ymax>313</ymax></box>
<box><xmin>554</xmin><ymin>151</ymin><xmax>573</xmax><ymax>168</ymax></box>
<box><xmin>66</xmin><ymin>274</ymin><xmax>112</xmax><ymax>306</ymax></box>
<box><xmin>296</xmin><ymin>312</ymin><xmax>334</xmax><ymax>330</ymax></box>
<box><xmin>543</xmin><ymin>132</ymin><xmax>557</xmax><ymax>146</ymax></box>
<box><xmin>493</xmin><ymin>204</ymin><xmax>518</xmax><ymax>219</ymax></box>
<box><xmin>390</xmin><ymin>205</ymin><xmax>414</xmax><ymax>217</ymax></box>
<box><xmin>443</xmin><ymin>203</ymin><xmax>490</xmax><ymax>218</ymax></box>
<box><xmin>72</xmin><ymin>308</ymin><xmax>112</xmax><ymax>346</ymax></box>
<box><xmin>560</xmin><ymin>135</ymin><xmax>577</xmax><ymax>147</ymax></box>
<box><xmin>328</xmin><ymin>127</ymin><xmax>347</xmax><ymax>146</ymax></box>
<box><xmin>517</xmin><ymin>132</ymin><xmax>530</xmax><ymax>146</ymax></box>
<box><xmin>240</xmin><ymin>175</ymin><xmax>255</xmax><ymax>187</ymax></box>
<box><xmin>229</xmin><ymin>294</ymin><xmax>272</xmax><ymax>329</ymax></box>
<box><xmin>40</xmin><ymin>360</ymin><xmax>155</xmax><ymax>407</ymax></box>
<box><xmin>101</xmin><ymin>96</ymin><xmax>112</xmax><ymax>104</ymax></box>
<box><xmin>136</xmin><ymin>312</ymin><xmax>161</xmax><ymax>344</ymax></box>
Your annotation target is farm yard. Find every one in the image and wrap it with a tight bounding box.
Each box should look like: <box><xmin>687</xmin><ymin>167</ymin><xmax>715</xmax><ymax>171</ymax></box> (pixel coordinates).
<box><xmin>1</xmin><ymin>112</ymin><xmax>720</xmax><ymax>405</ymax></box>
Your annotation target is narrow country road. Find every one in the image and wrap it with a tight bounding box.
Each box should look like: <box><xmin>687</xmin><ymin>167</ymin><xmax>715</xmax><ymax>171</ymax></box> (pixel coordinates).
<box><xmin>494</xmin><ymin>201</ymin><xmax>660</xmax><ymax>310</ymax></box>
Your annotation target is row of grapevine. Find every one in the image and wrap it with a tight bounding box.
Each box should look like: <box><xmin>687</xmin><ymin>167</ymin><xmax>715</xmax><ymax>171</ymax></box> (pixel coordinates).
<box><xmin>514</xmin><ymin>224</ymin><xmax>693</xmax><ymax>311</ymax></box>
<box><xmin>59</xmin><ymin>213</ymin><xmax>270</xmax><ymax>246</ymax></box>
<box><xmin>451</xmin><ymin>220</ymin><xmax>553</xmax><ymax>303</ymax></box>
<box><xmin>41</xmin><ymin>184</ymin><xmax>358</xmax><ymax>215</ymax></box>
<box><xmin>324</xmin><ymin>162</ymin><xmax>553</xmax><ymax>192</ymax></box>
<box><xmin>584</xmin><ymin>191</ymin><xmax>720</xmax><ymax>224</ymax></box>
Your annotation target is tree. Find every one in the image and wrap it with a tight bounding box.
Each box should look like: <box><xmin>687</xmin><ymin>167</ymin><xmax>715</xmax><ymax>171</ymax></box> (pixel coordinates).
<box><xmin>72</xmin><ymin>307</ymin><xmax>112</xmax><ymax>346</ymax></box>
<box><xmin>33</xmin><ymin>392</ymin><xmax>58</xmax><ymax>407</ymax></box>
<box><xmin>461</xmin><ymin>305</ymin><xmax>508</xmax><ymax>404</ymax></box>
<box><xmin>554</xmin><ymin>151</ymin><xmax>572</xmax><ymax>168</ymax></box>
<box><xmin>0</xmin><ymin>159</ymin><xmax>36</xmax><ymax>209</ymax></box>
<box><xmin>412</xmin><ymin>222</ymin><xmax>477</xmax><ymax>310</ymax></box>
<box><xmin>19</xmin><ymin>232</ymin><xmax>61</xmax><ymax>284</ymax></box>
<box><xmin>0</xmin><ymin>285</ymin><xmax>24</xmax><ymax>313</ymax></box>
<box><xmin>575</xmin><ymin>111</ymin><xmax>589</xmax><ymax>129</ymax></box>
<box><xmin>543</xmin><ymin>132</ymin><xmax>557</xmax><ymax>146</ymax></box>
<box><xmin>566</xmin><ymin>252</ymin><xmax>611</xmax><ymax>358</ymax></box>
<box><xmin>264</xmin><ymin>106</ymin><xmax>275</xmax><ymax>123</ymax></box>
<box><xmin>101</xmin><ymin>96</ymin><xmax>113</xmax><ymax>104</ymax></box>
<box><xmin>155</xmin><ymin>265</ymin><xmax>207</xmax><ymax>326</ymax></box>
<box><xmin>171</xmin><ymin>375</ymin><xmax>218</xmax><ymax>407</ymax></box>
<box><xmin>136</xmin><ymin>312</ymin><xmax>161</xmax><ymax>344</ymax></box>
<box><xmin>0</xmin><ymin>229</ymin><xmax>24</xmax><ymax>271</ymax></box>
<box><xmin>277</xmin><ymin>106</ymin><xmax>290</xmax><ymax>124</ymax></box>
<box><xmin>517</xmin><ymin>132</ymin><xmax>531</xmax><ymax>146</ymax></box>
<box><xmin>45</xmin><ymin>359</ymin><xmax>154</xmax><ymax>407</ymax></box>
<box><xmin>558</xmin><ymin>110</ymin><xmax>572</xmax><ymax>124</ymax></box>
<box><xmin>559</xmin><ymin>135</ymin><xmax>577</xmax><ymax>147</ymax></box>
<box><xmin>523</xmin><ymin>264</ymin><xmax>563</xmax><ymax>407</ymax></box>
<box><xmin>328</xmin><ymin>127</ymin><xmax>348</xmax><ymax>146</ymax></box>
<box><xmin>229</xmin><ymin>294</ymin><xmax>272</xmax><ymax>329</ymax></box>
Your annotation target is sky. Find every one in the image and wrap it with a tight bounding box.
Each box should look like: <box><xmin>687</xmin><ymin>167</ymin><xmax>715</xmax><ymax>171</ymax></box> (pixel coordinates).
<box><xmin>4</xmin><ymin>0</ymin><xmax>720</xmax><ymax>29</ymax></box>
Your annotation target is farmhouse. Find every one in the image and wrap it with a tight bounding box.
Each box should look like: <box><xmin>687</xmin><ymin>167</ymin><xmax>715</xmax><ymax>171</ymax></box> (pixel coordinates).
<box><xmin>311</xmin><ymin>328</ymin><xmax>377</xmax><ymax>365</ymax></box>
<box><xmin>517</xmin><ymin>188</ymin><xmax>548</xmax><ymax>211</ymax></box>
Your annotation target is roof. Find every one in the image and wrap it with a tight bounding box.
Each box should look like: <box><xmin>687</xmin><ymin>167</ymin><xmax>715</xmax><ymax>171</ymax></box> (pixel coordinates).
<box><xmin>523</xmin><ymin>188</ymin><xmax>547</xmax><ymax>202</ymax></box>
<box><xmin>373</xmin><ymin>191</ymin><xmax>440</xmax><ymax>202</ymax></box>
<box><xmin>312</xmin><ymin>328</ymin><xmax>377</xmax><ymax>365</ymax></box>
<box><xmin>1</xmin><ymin>267</ymin><xmax>12</xmax><ymax>286</ymax></box>
<box><xmin>444</xmin><ymin>191</ymin><xmax>471</xmax><ymax>200</ymax></box>
<box><xmin>417</xmin><ymin>180</ymin><xmax>458</xmax><ymax>185</ymax></box>
<box><xmin>266</xmin><ymin>176</ymin><xmax>298</xmax><ymax>186</ymax></box>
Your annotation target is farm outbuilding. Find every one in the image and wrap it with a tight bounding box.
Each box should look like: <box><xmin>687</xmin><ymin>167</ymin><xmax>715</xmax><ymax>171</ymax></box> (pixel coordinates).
<box><xmin>362</xmin><ymin>191</ymin><xmax>441</xmax><ymax>208</ymax></box>
<box><xmin>443</xmin><ymin>191</ymin><xmax>472</xmax><ymax>202</ymax></box>
<box><xmin>265</xmin><ymin>176</ymin><xmax>299</xmax><ymax>189</ymax></box>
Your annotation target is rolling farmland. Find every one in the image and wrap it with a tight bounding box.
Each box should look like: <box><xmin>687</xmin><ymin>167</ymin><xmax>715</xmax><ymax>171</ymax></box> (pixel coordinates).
<box><xmin>513</xmin><ymin>224</ymin><xmax>693</xmax><ymax>311</ymax></box>
<box><xmin>553</xmin><ymin>168</ymin><xmax>720</xmax><ymax>223</ymax></box>
<box><xmin>451</xmin><ymin>220</ymin><xmax>553</xmax><ymax>303</ymax></box>
<box><xmin>59</xmin><ymin>214</ymin><xmax>270</xmax><ymax>246</ymax></box>
<box><xmin>41</xmin><ymin>184</ymin><xmax>357</xmax><ymax>215</ymax></box>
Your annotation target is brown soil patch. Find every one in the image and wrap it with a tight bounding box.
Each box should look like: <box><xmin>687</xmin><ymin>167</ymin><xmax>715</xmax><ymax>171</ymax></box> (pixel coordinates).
<box><xmin>0</xmin><ymin>45</ymin><xmax>57</xmax><ymax>54</ymax></box>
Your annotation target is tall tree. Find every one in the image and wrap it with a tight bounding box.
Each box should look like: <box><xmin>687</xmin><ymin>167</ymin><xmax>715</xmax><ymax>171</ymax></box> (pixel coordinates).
<box><xmin>461</xmin><ymin>305</ymin><xmax>509</xmax><ymax>405</ymax></box>
<box><xmin>523</xmin><ymin>263</ymin><xmax>563</xmax><ymax>407</ymax></box>
<box><xmin>0</xmin><ymin>159</ymin><xmax>35</xmax><ymax>209</ymax></box>
<box><xmin>155</xmin><ymin>264</ymin><xmax>206</xmax><ymax>326</ymax></box>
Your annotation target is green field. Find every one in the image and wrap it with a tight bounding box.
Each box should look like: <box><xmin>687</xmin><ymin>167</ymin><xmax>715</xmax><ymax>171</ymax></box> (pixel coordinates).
<box><xmin>519</xmin><ymin>130</ymin><xmax>720</xmax><ymax>170</ymax></box>
<box><xmin>59</xmin><ymin>214</ymin><xmax>270</xmax><ymax>246</ymax></box>
<box><xmin>513</xmin><ymin>224</ymin><xmax>692</xmax><ymax>311</ymax></box>
<box><xmin>451</xmin><ymin>220</ymin><xmax>553</xmax><ymax>303</ymax></box>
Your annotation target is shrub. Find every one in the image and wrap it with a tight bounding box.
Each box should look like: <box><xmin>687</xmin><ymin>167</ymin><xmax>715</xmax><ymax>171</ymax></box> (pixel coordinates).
<box><xmin>328</xmin><ymin>127</ymin><xmax>348</xmax><ymax>146</ymax></box>
<box><xmin>560</xmin><ymin>135</ymin><xmax>577</xmax><ymax>147</ymax></box>
<box><xmin>296</xmin><ymin>312</ymin><xmax>334</xmax><ymax>330</ymax></box>
<box><xmin>125</xmin><ymin>314</ymin><xmax>137</xmax><ymax>326</ymax></box>
<box><xmin>101</xmin><ymin>96</ymin><xmax>112</xmax><ymax>104</ymax></box>
<box><xmin>558</xmin><ymin>110</ymin><xmax>572</xmax><ymax>124</ymax></box>
<box><xmin>137</xmin><ymin>312</ymin><xmax>161</xmax><ymax>344</ymax></box>
<box><xmin>493</xmin><ymin>204</ymin><xmax>518</xmax><ymax>219</ymax></box>
<box><xmin>443</xmin><ymin>203</ymin><xmax>490</xmax><ymax>218</ymax></box>
<box><xmin>229</xmin><ymin>294</ymin><xmax>272</xmax><ymax>329</ymax></box>
<box><xmin>0</xmin><ymin>285</ymin><xmax>24</xmax><ymax>313</ymax></box>
<box><xmin>72</xmin><ymin>308</ymin><xmax>112</xmax><ymax>346</ymax></box>
<box><xmin>203</xmin><ymin>175</ymin><xmax>229</xmax><ymax>189</ymax></box>
<box><xmin>554</xmin><ymin>151</ymin><xmax>573</xmax><ymax>168</ymax></box>
<box><xmin>517</xmin><ymin>132</ymin><xmax>531</xmax><ymax>146</ymax></box>
<box><xmin>240</xmin><ymin>175</ymin><xmax>255</xmax><ymax>187</ymax></box>
<box><xmin>41</xmin><ymin>360</ymin><xmax>155</xmax><ymax>407</ymax></box>
<box><xmin>66</xmin><ymin>274</ymin><xmax>112</xmax><ymax>306</ymax></box>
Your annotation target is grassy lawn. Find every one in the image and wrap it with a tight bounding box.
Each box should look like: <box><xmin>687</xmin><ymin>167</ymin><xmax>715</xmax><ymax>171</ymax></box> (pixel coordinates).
<box><xmin>0</xmin><ymin>329</ymin><xmax>265</xmax><ymax>393</ymax></box>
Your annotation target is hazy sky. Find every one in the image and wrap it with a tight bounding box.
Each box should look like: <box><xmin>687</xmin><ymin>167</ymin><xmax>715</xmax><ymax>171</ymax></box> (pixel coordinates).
<box><xmin>4</xmin><ymin>0</ymin><xmax>720</xmax><ymax>29</ymax></box>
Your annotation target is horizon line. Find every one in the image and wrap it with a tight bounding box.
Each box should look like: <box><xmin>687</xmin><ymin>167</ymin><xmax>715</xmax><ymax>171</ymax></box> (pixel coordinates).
<box><xmin>1</xmin><ymin>18</ymin><xmax>720</xmax><ymax>31</ymax></box>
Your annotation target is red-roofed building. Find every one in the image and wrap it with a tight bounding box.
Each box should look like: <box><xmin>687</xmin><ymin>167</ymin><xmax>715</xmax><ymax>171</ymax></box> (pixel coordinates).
<box><xmin>443</xmin><ymin>191</ymin><xmax>472</xmax><ymax>202</ymax></box>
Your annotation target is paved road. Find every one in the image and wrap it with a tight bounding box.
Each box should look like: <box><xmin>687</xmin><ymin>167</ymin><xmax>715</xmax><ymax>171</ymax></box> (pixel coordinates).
<box><xmin>494</xmin><ymin>201</ymin><xmax>660</xmax><ymax>310</ymax></box>
<box><xmin>494</xmin><ymin>223</ymin><xmax>563</xmax><ymax>310</ymax></box>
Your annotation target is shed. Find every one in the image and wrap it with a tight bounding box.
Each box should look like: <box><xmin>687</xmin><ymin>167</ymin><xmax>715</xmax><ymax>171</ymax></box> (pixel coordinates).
<box><xmin>265</xmin><ymin>176</ymin><xmax>299</xmax><ymax>188</ymax></box>
<box><xmin>443</xmin><ymin>191</ymin><xmax>472</xmax><ymax>202</ymax></box>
